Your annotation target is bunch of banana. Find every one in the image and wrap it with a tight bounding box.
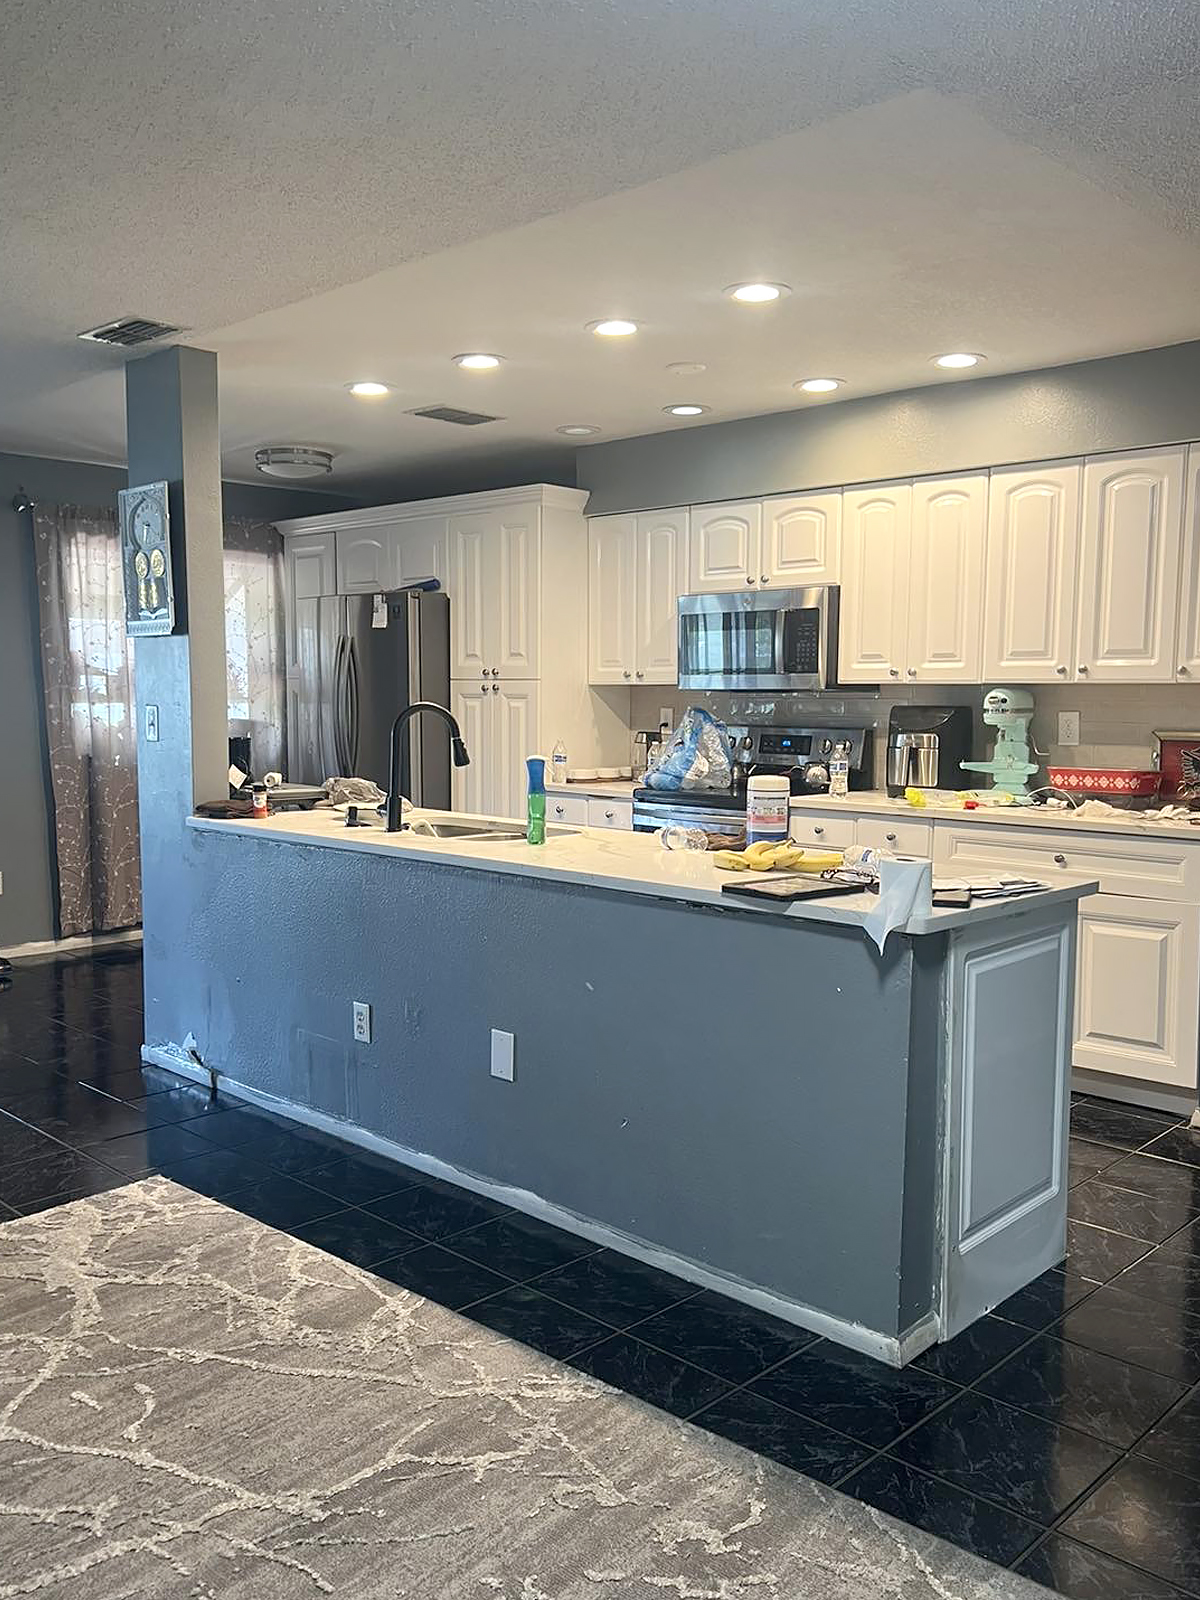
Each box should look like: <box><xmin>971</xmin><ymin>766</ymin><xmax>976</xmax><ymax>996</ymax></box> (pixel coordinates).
<box><xmin>712</xmin><ymin>840</ymin><xmax>844</xmax><ymax>874</ymax></box>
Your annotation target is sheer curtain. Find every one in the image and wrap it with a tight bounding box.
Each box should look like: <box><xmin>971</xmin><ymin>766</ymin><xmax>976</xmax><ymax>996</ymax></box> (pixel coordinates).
<box><xmin>33</xmin><ymin>505</ymin><xmax>289</xmax><ymax>936</ymax></box>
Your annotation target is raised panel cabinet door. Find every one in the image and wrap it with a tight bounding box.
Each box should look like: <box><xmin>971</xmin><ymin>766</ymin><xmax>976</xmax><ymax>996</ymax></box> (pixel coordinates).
<box><xmin>837</xmin><ymin>483</ymin><xmax>912</xmax><ymax>683</ymax></box>
<box><xmin>637</xmin><ymin>508</ymin><xmax>688</xmax><ymax>682</ymax></box>
<box><xmin>1175</xmin><ymin>445</ymin><xmax>1200</xmax><ymax>681</ymax></box>
<box><xmin>761</xmin><ymin>491</ymin><xmax>841</xmax><ymax>586</ymax></box>
<box><xmin>588</xmin><ymin>515</ymin><xmax>637</xmax><ymax>684</ymax></box>
<box><xmin>448</xmin><ymin>513</ymin><xmax>490</xmax><ymax>679</ymax></box>
<box><xmin>983</xmin><ymin>462</ymin><xmax>1081</xmax><ymax>682</ymax></box>
<box><xmin>285</xmin><ymin>531</ymin><xmax>336</xmax><ymax>674</ymax></box>
<box><xmin>336</xmin><ymin>529</ymin><xmax>389</xmax><ymax>593</ymax></box>
<box><xmin>450</xmin><ymin>680</ymin><xmax>492</xmax><ymax>815</ymax></box>
<box><xmin>495</xmin><ymin>507</ymin><xmax>541</xmax><ymax>678</ymax></box>
<box><xmin>1074</xmin><ymin>895</ymin><xmax>1200</xmax><ymax>1088</ymax></box>
<box><xmin>493</xmin><ymin>681</ymin><xmax>540</xmax><ymax>821</ymax></box>
<box><xmin>1077</xmin><ymin>447</ymin><xmax>1186</xmax><ymax>682</ymax></box>
<box><xmin>907</xmin><ymin>474</ymin><xmax>987</xmax><ymax>682</ymax></box>
<box><xmin>391</xmin><ymin>516</ymin><xmax>448</xmax><ymax>589</ymax></box>
<box><xmin>687</xmin><ymin>502</ymin><xmax>761</xmax><ymax>592</ymax></box>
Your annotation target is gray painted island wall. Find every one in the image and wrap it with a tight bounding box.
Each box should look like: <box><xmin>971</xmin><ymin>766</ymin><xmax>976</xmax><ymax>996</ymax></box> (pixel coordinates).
<box><xmin>577</xmin><ymin>339</ymin><xmax>1200</xmax><ymax>513</ymax></box>
<box><xmin>153</xmin><ymin>825</ymin><xmax>943</xmax><ymax>1342</ymax></box>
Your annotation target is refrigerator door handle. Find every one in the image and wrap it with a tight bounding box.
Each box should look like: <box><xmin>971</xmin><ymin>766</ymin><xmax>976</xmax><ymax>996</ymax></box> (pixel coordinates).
<box><xmin>332</xmin><ymin>635</ymin><xmax>349</xmax><ymax>776</ymax></box>
<box><xmin>346</xmin><ymin>636</ymin><xmax>361</xmax><ymax>774</ymax></box>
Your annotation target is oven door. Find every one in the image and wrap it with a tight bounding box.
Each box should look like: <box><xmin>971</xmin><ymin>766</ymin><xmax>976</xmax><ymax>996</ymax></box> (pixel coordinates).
<box><xmin>677</xmin><ymin>587</ymin><xmax>837</xmax><ymax>691</ymax></box>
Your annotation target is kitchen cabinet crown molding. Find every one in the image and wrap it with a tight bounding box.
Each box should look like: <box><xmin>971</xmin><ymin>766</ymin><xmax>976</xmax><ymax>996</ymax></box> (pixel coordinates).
<box><xmin>274</xmin><ymin>482</ymin><xmax>588</xmax><ymax>537</ymax></box>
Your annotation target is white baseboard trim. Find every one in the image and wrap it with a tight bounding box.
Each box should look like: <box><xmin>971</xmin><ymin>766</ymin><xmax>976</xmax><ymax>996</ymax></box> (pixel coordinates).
<box><xmin>1071</xmin><ymin>1067</ymin><xmax>1196</xmax><ymax>1119</ymax></box>
<box><xmin>2</xmin><ymin>928</ymin><xmax>142</xmax><ymax>961</ymax></box>
<box><xmin>141</xmin><ymin>1047</ymin><xmax>916</xmax><ymax>1366</ymax></box>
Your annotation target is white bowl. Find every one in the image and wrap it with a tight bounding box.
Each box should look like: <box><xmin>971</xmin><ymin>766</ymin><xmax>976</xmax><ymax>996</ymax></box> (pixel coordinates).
<box><xmin>571</xmin><ymin>767</ymin><xmax>599</xmax><ymax>781</ymax></box>
<box><xmin>596</xmin><ymin>767</ymin><xmax>622</xmax><ymax>779</ymax></box>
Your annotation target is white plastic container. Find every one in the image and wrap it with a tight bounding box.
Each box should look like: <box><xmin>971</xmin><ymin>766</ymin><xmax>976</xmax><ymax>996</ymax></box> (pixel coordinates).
<box><xmin>746</xmin><ymin>774</ymin><xmax>791</xmax><ymax>844</ymax></box>
<box><xmin>550</xmin><ymin>740</ymin><xmax>569</xmax><ymax>787</ymax></box>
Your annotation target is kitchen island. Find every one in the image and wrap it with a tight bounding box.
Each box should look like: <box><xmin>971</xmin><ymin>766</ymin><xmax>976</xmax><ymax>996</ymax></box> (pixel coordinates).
<box><xmin>158</xmin><ymin>809</ymin><xmax>1092</xmax><ymax>1365</ymax></box>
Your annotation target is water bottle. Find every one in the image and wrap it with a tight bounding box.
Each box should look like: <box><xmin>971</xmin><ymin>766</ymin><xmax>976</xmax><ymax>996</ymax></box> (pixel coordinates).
<box><xmin>659</xmin><ymin>825</ymin><xmax>709</xmax><ymax>852</ymax></box>
<box><xmin>830</xmin><ymin>740</ymin><xmax>850</xmax><ymax>799</ymax></box>
<box><xmin>551</xmin><ymin>740</ymin><xmax>569</xmax><ymax>787</ymax></box>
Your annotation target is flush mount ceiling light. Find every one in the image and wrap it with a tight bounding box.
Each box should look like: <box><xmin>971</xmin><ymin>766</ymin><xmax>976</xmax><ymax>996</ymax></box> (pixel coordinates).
<box><xmin>347</xmin><ymin>380</ymin><xmax>391</xmax><ymax>397</ymax></box>
<box><xmin>254</xmin><ymin>446</ymin><xmax>336</xmax><ymax>479</ymax></box>
<box><xmin>725</xmin><ymin>282</ymin><xmax>791</xmax><ymax>304</ymax></box>
<box><xmin>795</xmin><ymin>377</ymin><xmax>843</xmax><ymax>394</ymax></box>
<box><xmin>452</xmin><ymin>352</ymin><xmax>503</xmax><ymax>370</ymax></box>
<box><xmin>665</xmin><ymin>361</ymin><xmax>707</xmax><ymax>376</ymax></box>
<box><xmin>556</xmin><ymin>424</ymin><xmax>601</xmax><ymax>436</ymax></box>
<box><xmin>932</xmin><ymin>351</ymin><xmax>984</xmax><ymax>370</ymax></box>
<box><xmin>663</xmin><ymin>404</ymin><xmax>709</xmax><ymax>417</ymax></box>
<box><xmin>587</xmin><ymin>318</ymin><xmax>638</xmax><ymax>338</ymax></box>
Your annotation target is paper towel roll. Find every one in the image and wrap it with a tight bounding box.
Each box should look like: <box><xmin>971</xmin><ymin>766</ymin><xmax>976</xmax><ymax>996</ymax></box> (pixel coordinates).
<box><xmin>863</xmin><ymin>857</ymin><xmax>933</xmax><ymax>953</ymax></box>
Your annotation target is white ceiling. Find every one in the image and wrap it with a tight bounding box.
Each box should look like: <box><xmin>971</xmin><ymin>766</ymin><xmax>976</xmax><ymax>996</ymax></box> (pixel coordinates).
<box><xmin>3</xmin><ymin>0</ymin><xmax>1200</xmax><ymax>494</ymax></box>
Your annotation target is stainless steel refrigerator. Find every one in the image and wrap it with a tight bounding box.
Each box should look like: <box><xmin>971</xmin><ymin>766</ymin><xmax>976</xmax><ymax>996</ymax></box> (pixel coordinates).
<box><xmin>289</xmin><ymin>587</ymin><xmax>451</xmax><ymax>807</ymax></box>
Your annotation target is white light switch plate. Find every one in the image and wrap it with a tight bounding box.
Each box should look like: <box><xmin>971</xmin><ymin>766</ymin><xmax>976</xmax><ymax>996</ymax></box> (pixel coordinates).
<box><xmin>1057</xmin><ymin>711</ymin><xmax>1081</xmax><ymax>748</ymax></box>
<box><xmin>490</xmin><ymin>1028</ymin><xmax>515</xmax><ymax>1082</ymax></box>
<box><xmin>144</xmin><ymin>704</ymin><xmax>160</xmax><ymax>742</ymax></box>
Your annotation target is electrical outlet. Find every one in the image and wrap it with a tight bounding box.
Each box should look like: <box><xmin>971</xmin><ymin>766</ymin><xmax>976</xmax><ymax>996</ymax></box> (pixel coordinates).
<box><xmin>352</xmin><ymin>1001</ymin><xmax>372</xmax><ymax>1044</ymax></box>
<box><xmin>144</xmin><ymin>704</ymin><xmax>160</xmax><ymax>742</ymax></box>
<box><xmin>1057</xmin><ymin>711</ymin><xmax>1081</xmax><ymax>748</ymax></box>
<box><xmin>490</xmin><ymin>1028</ymin><xmax>515</xmax><ymax>1082</ymax></box>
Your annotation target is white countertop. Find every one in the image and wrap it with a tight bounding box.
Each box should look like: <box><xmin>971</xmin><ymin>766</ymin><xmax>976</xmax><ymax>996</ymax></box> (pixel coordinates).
<box><xmin>790</xmin><ymin>789</ymin><xmax>1200</xmax><ymax>840</ymax></box>
<box><xmin>545</xmin><ymin>779</ymin><xmax>637</xmax><ymax>799</ymax></box>
<box><xmin>188</xmin><ymin>808</ymin><xmax>1094</xmax><ymax>936</ymax></box>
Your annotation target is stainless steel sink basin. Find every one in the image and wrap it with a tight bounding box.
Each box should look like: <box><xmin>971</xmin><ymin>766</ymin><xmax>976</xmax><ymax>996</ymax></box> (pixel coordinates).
<box><xmin>407</xmin><ymin>818</ymin><xmax>582</xmax><ymax>841</ymax></box>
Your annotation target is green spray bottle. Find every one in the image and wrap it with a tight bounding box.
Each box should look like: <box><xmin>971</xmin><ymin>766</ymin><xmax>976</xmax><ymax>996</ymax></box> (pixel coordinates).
<box><xmin>526</xmin><ymin>756</ymin><xmax>546</xmax><ymax>845</ymax></box>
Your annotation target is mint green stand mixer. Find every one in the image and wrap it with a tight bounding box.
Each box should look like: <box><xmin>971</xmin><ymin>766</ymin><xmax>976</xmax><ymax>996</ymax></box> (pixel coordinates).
<box><xmin>959</xmin><ymin>688</ymin><xmax>1039</xmax><ymax>801</ymax></box>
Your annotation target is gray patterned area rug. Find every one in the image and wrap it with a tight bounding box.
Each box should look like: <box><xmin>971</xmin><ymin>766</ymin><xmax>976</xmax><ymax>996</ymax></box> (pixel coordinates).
<box><xmin>0</xmin><ymin>1179</ymin><xmax>1045</xmax><ymax>1599</ymax></box>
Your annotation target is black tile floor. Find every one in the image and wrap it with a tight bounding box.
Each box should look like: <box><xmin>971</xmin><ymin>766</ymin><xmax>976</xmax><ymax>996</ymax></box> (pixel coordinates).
<box><xmin>3</xmin><ymin>950</ymin><xmax>1200</xmax><ymax>1599</ymax></box>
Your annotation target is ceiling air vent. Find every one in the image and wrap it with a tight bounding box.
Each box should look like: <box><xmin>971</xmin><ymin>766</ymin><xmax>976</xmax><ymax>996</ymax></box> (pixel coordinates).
<box><xmin>407</xmin><ymin>404</ymin><xmax>502</xmax><ymax>427</ymax></box>
<box><xmin>77</xmin><ymin>316</ymin><xmax>184</xmax><ymax>348</ymax></box>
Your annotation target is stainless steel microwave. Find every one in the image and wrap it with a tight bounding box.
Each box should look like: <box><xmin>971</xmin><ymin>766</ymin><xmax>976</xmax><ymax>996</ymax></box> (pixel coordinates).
<box><xmin>677</xmin><ymin>585</ymin><xmax>841</xmax><ymax>692</ymax></box>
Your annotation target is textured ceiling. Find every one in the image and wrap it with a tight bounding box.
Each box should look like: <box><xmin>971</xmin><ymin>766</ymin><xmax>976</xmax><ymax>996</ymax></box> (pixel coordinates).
<box><xmin>2</xmin><ymin>0</ymin><xmax>1200</xmax><ymax>491</ymax></box>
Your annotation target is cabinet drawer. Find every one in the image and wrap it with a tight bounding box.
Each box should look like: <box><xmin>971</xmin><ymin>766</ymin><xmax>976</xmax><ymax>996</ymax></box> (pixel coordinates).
<box><xmin>587</xmin><ymin>797</ymin><xmax>633</xmax><ymax>830</ymax></box>
<box><xmin>933</xmin><ymin>823</ymin><xmax>1200</xmax><ymax>901</ymax></box>
<box><xmin>856</xmin><ymin>817</ymin><xmax>933</xmax><ymax>856</ymax></box>
<box><xmin>788</xmin><ymin>810</ymin><xmax>857</xmax><ymax>849</ymax></box>
<box><xmin>549</xmin><ymin>794</ymin><xmax>589</xmax><ymax>825</ymax></box>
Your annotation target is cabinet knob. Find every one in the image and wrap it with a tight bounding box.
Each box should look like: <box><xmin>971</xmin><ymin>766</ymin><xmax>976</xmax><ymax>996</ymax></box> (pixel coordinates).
<box><xmin>622</xmin><ymin>669</ymin><xmax>632</xmax><ymax>679</ymax></box>
<box><xmin>481</xmin><ymin>669</ymin><xmax>489</xmax><ymax>678</ymax></box>
<box><xmin>1078</xmin><ymin>664</ymin><xmax>1089</xmax><ymax>675</ymax></box>
<box><xmin>760</xmin><ymin>574</ymin><xmax>769</xmax><ymax>585</ymax></box>
<box><xmin>888</xmin><ymin>667</ymin><xmax>900</xmax><ymax>678</ymax></box>
<box><xmin>605</xmin><ymin>810</ymin><xmax>615</xmax><ymax>820</ymax></box>
<box><xmin>1180</xmin><ymin>665</ymin><xmax>1190</xmax><ymax>676</ymax></box>
<box><xmin>1054</xmin><ymin>852</ymin><xmax>1066</xmax><ymax>865</ymax></box>
<box><xmin>554</xmin><ymin>805</ymin><xmax>564</xmax><ymax>816</ymax></box>
<box><xmin>906</xmin><ymin>667</ymin><xmax>916</xmax><ymax>678</ymax></box>
<box><xmin>886</xmin><ymin>832</ymin><xmax>897</xmax><ymax>842</ymax></box>
<box><xmin>635</xmin><ymin>670</ymin><xmax>644</xmax><ymax>679</ymax></box>
<box><xmin>491</xmin><ymin>667</ymin><xmax>500</xmax><ymax>677</ymax></box>
<box><xmin>814</xmin><ymin>825</ymin><xmax>824</xmax><ymax>836</ymax></box>
<box><xmin>1056</xmin><ymin>665</ymin><xmax>1068</xmax><ymax>676</ymax></box>
<box><xmin>491</xmin><ymin>683</ymin><xmax>500</xmax><ymax>693</ymax></box>
<box><xmin>746</xmin><ymin>576</ymin><xmax>756</xmax><ymax>585</ymax></box>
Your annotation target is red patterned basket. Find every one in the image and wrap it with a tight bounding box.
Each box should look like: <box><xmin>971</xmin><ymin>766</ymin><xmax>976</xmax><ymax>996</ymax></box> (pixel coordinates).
<box><xmin>1047</xmin><ymin>766</ymin><xmax>1161</xmax><ymax>798</ymax></box>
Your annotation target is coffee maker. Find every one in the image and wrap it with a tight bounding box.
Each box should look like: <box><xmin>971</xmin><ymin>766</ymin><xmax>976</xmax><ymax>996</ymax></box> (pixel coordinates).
<box><xmin>886</xmin><ymin>705</ymin><xmax>973</xmax><ymax>796</ymax></box>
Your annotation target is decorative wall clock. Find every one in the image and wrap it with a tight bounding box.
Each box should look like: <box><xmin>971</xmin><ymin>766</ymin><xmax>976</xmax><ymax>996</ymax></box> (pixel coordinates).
<box><xmin>119</xmin><ymin>481</ymin><xmax>175</xmax><ymax>635</ymax></box>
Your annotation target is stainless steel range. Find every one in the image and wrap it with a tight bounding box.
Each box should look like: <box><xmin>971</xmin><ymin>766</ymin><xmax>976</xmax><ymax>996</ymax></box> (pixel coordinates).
<box><xmin>632</xmin><ymin>723</ymin><xmax>874</xmax><ymax>839</ymax></box>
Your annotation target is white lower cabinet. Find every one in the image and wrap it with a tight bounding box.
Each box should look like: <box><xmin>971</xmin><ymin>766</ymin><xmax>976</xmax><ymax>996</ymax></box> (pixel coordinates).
<box><xmin>587</xmin><ymin>797</ymin><xmax>633</xmax><ymax>830</ymax></box>
<box><xmin>450</xmin><ymin>680</ymin><xmax>540</xmax><ymax>821</ymax></box>
<box><xmin>855</xmin><ymin>816</ymin><xmax>934</xmax><ymax>856</ymax></box>
<box><xmin>548</xmin><ymin>794</ymin><xmax>589</xmax><ymax>826</ymax></box>
<box><xmin>788</xmin><ymin>811</ymin><xmax>857</xmax><ymax>850</ymax></box>
<box><xmin>1074</xmin><ymin>895</ymin><xmax>1200</xmax><ymax>1089</ymax></box>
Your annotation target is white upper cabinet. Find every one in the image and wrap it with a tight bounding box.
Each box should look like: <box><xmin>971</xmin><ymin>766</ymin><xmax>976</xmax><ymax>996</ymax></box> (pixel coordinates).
<box><xmin>1175</xmin><ymin>445</ymin><xmax>1200</xmax><ymax>682</ymax></box>
<box><xmin>390</xmin><ymin>516</ymin><xmax>447</xmax><ymax>589</ymax></box>
<box><xmin>588</xmin><ymin>508</ymin><xmax>686</xmax><ymax>684</ymax></box>
<box><xmin>983</xmin><ymin>462</ymin><xmax>1081</xmax><ymax>683</ymax></box>
<box><xmin>761</xmin><ymin>491</ymin><xmax>841</xmax><ymax>586</ymax></box>
<box><xmin>1077</xmin><ymin>447</ymin><xmax>1186</xmax><ymax>682</ymax></box>
<box><xmin>637</xmin><ymin>508</ymin><xmax>687</xmax><ymax>681</ymax></box>
<box><xmin>289</xmin><ymin>530</ymin><xmax>336</xmax><ymax>601</ymax></box>
<box><xmin>448</xmin><ymin>511</ymin><xmax>490</xmax><ymax>678</ymax></box>
<box><xmin>906</xmin><ymin>474</ymin><xmax>987</xmax><ymax>683</ymax></box>
<box><xmin>336</xmin><ymin>528</ymin><xmax>389</xmax><ymax>593</ymax></box>
<box><xmin>688</xmin><ymin>502</ymin><xmax>762</xmax><ymax>591</ymax></box>
<box><xmin>494</xmin><ymin>507</ymin><xmax>540</xmax><ymax>678</ymax></box>
<box><xmin>838</xmin><ymin>483</ymin><xmax>912</xmax><ymax>683</ymax></box>
<box><xmin>588</xmin><ymin>515</ymin><xmax>637</xmax><ymax>685</ymax></box>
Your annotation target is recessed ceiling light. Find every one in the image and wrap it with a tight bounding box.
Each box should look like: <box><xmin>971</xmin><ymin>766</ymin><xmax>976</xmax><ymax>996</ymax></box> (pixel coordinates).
<box><xmin>663</xmin><ymin>404</ymin><xmax>709</xmax><ymax>417</ymax></box>
<box><xmin>347</xmin><ymin>380</ymin><xmax>391</xmax><ymax>397</ymax></box>
<box><xmin>453</xmin><ymin>352</ymin><xmax>503</xmax><ymax>370</ymax></box>
<box><xmin>556</xmin><ymin>424</ymin><xmax>601</xmax><ymax>436</ymax></box>
<box><xmin>254</xmin><ymin>446</ymin><xmax>336</xmax><ymax>480</ymax></box>
<box><xmin>587</xmin><ymin>319</ymin><xmax>638</xmax><ymax>338</ymax></box>
<box><xmin>932</xmin><ymin>352</ymin><xmax>983</xmax><ymax>370</ymax></box>
<box><xmin>665</xmin><ymin>361</ymin><xmax>707</xmax><ymax>376</ymax></box>
<box><xmin>795</xmin><ymin>377</ymin><xmax>843</xmax><ymax>394</ymax></box>
<box><xmin>725</xmin><ymin>282</ymin><xmax>791</xmax><ymax>304</ymax></box>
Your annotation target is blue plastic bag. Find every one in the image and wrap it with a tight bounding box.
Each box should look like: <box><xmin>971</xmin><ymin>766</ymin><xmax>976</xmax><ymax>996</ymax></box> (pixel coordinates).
<box><xmin>645</xmin><ymin>707</ymin><xmax>733</xmax><ymax>791</ymax></box>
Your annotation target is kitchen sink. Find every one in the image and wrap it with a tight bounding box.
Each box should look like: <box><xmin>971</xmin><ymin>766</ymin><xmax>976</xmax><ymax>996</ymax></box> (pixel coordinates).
<box><xmin>407</xmin><ymin>818</ymin><xmax>578</xmax><ymax>841</ymax></box>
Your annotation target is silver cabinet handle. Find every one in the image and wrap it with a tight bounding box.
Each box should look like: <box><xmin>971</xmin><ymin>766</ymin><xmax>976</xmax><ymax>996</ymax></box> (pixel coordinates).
<box><xmin>622</xmin><ymin>669</ymin><xmax>632</xmax><ymax>679</ymax></box>
<box><xmin>886</xmin><ymin>831</ymin><xmax>897</xmax><ymax>842</ymax></box>
<box><xmin>491</xmin><ymin>683</ymin><xmax>500</xmax><ymax>694</ymax></box>
<box><xmin>1180</xmin><ymin>665</ymin><xmax>1190</xmax><ymax>676</ymax></box>
<box><xmin>481</xmin><ymin>667</ymin><xmax>488</xmax><ymax>678</ymax></box>
<box><xmin>1056</xmin><ymin>665</ymin><xmax>1068</xmax><ymax>676</ymax></box>
<box><xmin>746</xmin><ymin>576</ymin><xmax>756</xmax><ymax>585</ymax></box>
<box><xmin>604</xmin><ymin>810</ymin><xmax>615</xmax><ymax>820</ymax></box>
<box><xmin>491</xmin><ymin>667</ymin><xmax>500</xmax><ymax>677</ymax></box>
<box><xmin>554</xmin><ymin>804</ymin><xmax>565</xmax><ymax>816</ymax></box>
<box><xmin>1054</xmin><ymin>852</ymin><xmax>1066</xmax><ymax>865</ymax></box>
<box><xmin>813</xmin><ymin>825</ymin><xmax>824</xmax><ymax>836</ymax></box>
<box><xmin>906</xmin><ymin>667</ymin><xmax>916</xmax><ymax>677</ymax></box>
<box><xmin>888</xmin><ymin>667</ymin><xmax>900</xmax><ymax>678</ymax></box>
<box><xmin>1078</xmin><ymin>664</ymin><xmax>1089</xmax><ymax>674</ymax></box>
<box><xmin>760</xmin><ymin>574</ymin><xmax>769</xmax><ymax>585</ymax></box>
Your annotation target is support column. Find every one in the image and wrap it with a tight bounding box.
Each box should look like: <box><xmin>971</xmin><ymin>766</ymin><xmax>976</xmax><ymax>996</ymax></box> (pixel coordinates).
<box><xmin>125</xmin><ymin>346</ymin><xmax>226</xmax><ymax>1042</ymax></box>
